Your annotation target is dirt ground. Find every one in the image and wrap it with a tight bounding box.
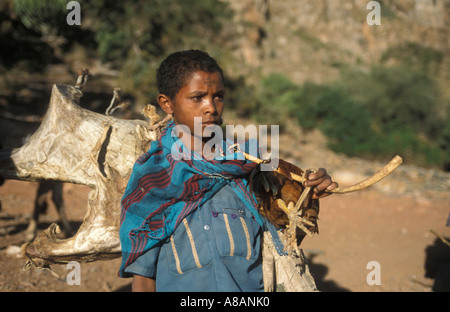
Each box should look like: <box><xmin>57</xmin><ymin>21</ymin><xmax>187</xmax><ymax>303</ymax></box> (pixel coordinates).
<box><xmin>1</xmin><ymin>177</ymin><xmax>449</xmax><ymax>292</ymax></box>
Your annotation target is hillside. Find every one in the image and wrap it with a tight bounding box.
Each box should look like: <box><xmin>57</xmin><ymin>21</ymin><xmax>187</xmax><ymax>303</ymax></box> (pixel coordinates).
<box><xmin>226</xmin><ymin>0</ymin><xmax>450</xmax><ymax>90</ymax></box>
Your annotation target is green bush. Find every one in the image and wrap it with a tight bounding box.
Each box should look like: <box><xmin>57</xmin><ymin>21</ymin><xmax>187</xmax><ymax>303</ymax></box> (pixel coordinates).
<box><xmin>313</xmin><ymin>88</ymin><xmax>379</xmax><ymax>157</ymax></box>
<box><xmin>327</xmin><ymin>64</ymin><xmax>448</xmax><ymax>169</ymax></box>
<box><xmin>235</xmin><ymin>73</ymin><xmax>298</xmax><ymax>130</ymax></box>
<box><xmin>364</xmin><ymin>65</ymin><xmax>442</xmax><ymax>139</ymax></box>
<box><xmin>437</xmin><ymin>108</ymin><xmax>450</xmax><ymax>170</ymax></box>
<box><xmin>284</xmin><ymin>83</ymin><xmax>384</xmax><ymax>158</ymax></box>
<box><xmin>279</xmin><ymin>82</ymin><xmax>329</xmax><ymax>130</ymax></box>
<box><xmin>117</xmin><ymin>58</ymin><xmax>158</xmax><ymax>105</ymax></box>
<box><xmin>13</xmin><ymin>0</ymin><xmax>67</xmax><ymax>28</ymax></box>
<box><xmin>246</xmin><ymin>67</ymin><xmax>449</xmax><ymax>170</ymax></box>
<box><xmin>381</xmin><ymin>41</ymin><xmax>444</xmax><ymax>74</ymax></box>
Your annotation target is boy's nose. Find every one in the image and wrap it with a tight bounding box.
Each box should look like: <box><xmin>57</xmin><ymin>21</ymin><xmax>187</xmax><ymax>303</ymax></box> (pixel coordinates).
<box><xmin>203</xmin><ymin>97</ymin><xmax>218</xmax><ymax>115</ymax></box>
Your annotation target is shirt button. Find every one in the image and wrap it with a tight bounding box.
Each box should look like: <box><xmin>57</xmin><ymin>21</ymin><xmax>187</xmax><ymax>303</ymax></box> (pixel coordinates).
<box><xmin>204</xmin><ymin>224</ymin><xmax>211</xmax><ymax>231</ymax></box>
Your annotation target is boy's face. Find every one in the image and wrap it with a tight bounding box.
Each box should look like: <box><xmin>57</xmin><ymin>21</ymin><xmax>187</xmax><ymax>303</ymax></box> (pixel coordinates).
<box><xmin>158</xmin><ymin>70</ymin><xmax>225</xmax><ymax>146</ymax></box>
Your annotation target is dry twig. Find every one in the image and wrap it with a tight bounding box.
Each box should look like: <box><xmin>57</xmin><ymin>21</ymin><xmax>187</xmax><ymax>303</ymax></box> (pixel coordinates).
<box><xmin>74</xmin><ymin>68</ymin><xmax>91</xmax><ymax>90</ymax></box>
<box><xmin>242</xmin><ymin>151</ymin><xmax>402</xmax><ymax>194</ymax></box>
<box><xmin>430</xmin><ymin>229</ymin><xmax>450</xmax><ymax>247</ymax></box>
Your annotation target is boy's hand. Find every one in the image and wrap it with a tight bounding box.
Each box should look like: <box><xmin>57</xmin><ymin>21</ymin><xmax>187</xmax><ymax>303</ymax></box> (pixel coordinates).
<box><xmin>303</xmin><ymin>168</ymin><xmax>338</xmax><ymax>199</ymax></box>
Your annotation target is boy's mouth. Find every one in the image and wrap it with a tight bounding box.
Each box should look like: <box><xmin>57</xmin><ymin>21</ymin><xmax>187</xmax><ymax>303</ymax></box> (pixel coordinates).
<box><xmin>202</xmin><ymin>120</ymin><xmax>220</xmax><ymax>126</ymax></box>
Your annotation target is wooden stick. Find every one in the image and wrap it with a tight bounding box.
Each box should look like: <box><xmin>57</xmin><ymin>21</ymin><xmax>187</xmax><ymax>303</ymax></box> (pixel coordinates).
<box><xmin>430</xmin><ymin>229</ymin><xmax>450</xmax><ymax>247</ymax></box>
<box><xmin>242</xmin><ymin>152</ymin><xmax>307</xmax><ymax>183</ymax></box>
<box><xmin>328</xmin><ymin>155</ymin><xmax>402</xmax><ymax>194</ymax></box>
<box><xmin>242</xmin><ymin>151</ymin><xmax>403</xmax><ymax>194</ymax></box>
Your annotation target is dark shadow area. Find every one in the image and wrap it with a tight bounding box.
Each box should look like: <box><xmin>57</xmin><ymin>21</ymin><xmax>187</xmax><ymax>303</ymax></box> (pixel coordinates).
<box><xmin>114</xmin><ymin>282</ymin><xmax>132</xmax><ymax>292</ymax></box>
<box><xmin>0</xmin><ymin>219</ymin><xmax>28</xmax><ymax>237</ymax></box>
<box><xmin>306</xmin><ymin>253</ymin><xmax>351</xmax><ymax>292</ymax></box>
<box><xmin>34</xmin><ymin>220</ymin><xmax>82</xmax><ymax>235</ymax></box>
<box><xmin>424</xmin><ymin>236</ymin><xmax>450</xmax><ymax>292</ymax></box>
<box><xmin>0</xmin><ymin>219</ymin><xmax>82</xmax><ymax>245</ymax></box>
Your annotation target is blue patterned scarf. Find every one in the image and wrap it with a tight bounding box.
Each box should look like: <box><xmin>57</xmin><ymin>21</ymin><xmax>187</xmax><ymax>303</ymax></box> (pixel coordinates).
<box><xmin>118</xmin><ymin>121</ymin><xmax>264</xmax><ymax>277</ymax></box>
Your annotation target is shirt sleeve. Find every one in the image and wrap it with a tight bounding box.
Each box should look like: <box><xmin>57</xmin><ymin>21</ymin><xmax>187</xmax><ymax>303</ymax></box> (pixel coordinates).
<box><xmin>123</xmin><ymin>243</ymin><xmax>161</xmax><ymax>279</ymax></box>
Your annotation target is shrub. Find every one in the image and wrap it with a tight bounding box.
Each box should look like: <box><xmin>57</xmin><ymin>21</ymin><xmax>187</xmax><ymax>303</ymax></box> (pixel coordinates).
<box><xmin>249</xmin><ymin>67</ymin><xmax>449</xmax><ymax>170</ymax></box>
<box><xmin>236</xmin><ymin>73</ymin><xmax>298</xmax><ymax>130</ymax></box>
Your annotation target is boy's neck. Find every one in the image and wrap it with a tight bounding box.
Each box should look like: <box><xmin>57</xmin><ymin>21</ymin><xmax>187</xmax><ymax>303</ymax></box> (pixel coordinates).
<box><xmin>178</xmin><ymin>131</ymin><xmax>217</xmax><ymax>160</ymax></box>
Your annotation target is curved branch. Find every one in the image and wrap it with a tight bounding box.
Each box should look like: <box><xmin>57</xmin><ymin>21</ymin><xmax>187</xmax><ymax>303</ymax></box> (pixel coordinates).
<box><xmin>327</xmin><ymin>155</ymin><xmax>403</xmax><ymax>194</ymax></box>
<box><xmin>242</xmin><ymin>151</ymin><xmax>403</xmax><ymax>194</ymax></box>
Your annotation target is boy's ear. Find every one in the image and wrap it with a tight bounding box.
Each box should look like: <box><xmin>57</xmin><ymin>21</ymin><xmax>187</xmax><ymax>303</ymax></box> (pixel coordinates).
<box><xmin>157</xmin><ymin>94</ymin><xmax>174</xmax><ymax>115</ymax></box>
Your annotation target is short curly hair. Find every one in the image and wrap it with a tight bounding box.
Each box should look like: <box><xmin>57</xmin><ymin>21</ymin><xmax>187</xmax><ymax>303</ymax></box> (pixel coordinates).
<box><xmin>156</xmin><ymin>50</ymin><xmax>224</xmax><ymax>100</ymax></box>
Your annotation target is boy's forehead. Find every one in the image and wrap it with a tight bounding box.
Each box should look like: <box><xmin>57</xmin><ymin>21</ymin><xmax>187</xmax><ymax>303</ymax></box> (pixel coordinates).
<box><xmin>183</xmin><ymin>70</ymin><xmax>223</xmax><ymax>86</ymax></box>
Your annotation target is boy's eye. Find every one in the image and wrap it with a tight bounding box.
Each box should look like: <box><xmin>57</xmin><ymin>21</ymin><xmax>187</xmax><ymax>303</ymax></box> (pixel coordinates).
<box><xmin>191</xmin><ymin>95</ymin><xmax>203</xmax><ymax>101</ymax></box>
<box><xmin>189</xmin><ymin>93</ymin><xmax>224</xmax><ymax>102</ymax></box>
<box><xmin>215</xmin><ymin>94</ymin><xmax>225</xmax><ymax>101</ymax></box>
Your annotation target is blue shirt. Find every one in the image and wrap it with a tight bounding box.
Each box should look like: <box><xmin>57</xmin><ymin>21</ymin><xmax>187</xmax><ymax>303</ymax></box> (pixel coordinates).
<box><xmin>124</xmin><ymin>184</ymin><xmax>264</xmax><ymax>292</ymax></box>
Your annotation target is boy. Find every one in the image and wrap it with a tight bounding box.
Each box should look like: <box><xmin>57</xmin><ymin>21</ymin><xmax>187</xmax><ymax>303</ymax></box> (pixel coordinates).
<box><xmin>119</xmin><ymin>50</ymin><xmax>337</xmax><ymax>291</ymax></box>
